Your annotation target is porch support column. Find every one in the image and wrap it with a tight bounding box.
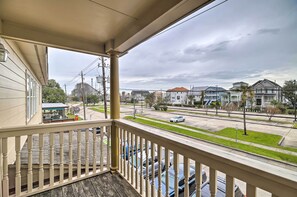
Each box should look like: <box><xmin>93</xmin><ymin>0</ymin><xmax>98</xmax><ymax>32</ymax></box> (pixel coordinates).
<box><xmin>109</xmin><ymin>50</ymin><xmax>120</xmax><ymax>172</ymax></box>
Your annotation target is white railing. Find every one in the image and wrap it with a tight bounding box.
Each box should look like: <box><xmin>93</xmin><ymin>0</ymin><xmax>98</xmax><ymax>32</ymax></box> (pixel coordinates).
<box><xmin>115</xmin><ymin>119</ymin><xmax>297</xmax><ymax>197</ymax></box>
<box><xmin>0</xmin><ymin>120</ymin><xmax>112</xmax><ymax>197</ymax></box>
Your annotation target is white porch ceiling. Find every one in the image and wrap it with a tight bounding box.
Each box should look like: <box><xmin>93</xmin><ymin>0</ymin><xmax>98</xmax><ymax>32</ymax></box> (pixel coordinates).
<box><xmin>0</xmin><ymin>0</ymin><xmax>212</xmax><ymax>56</ymax></box>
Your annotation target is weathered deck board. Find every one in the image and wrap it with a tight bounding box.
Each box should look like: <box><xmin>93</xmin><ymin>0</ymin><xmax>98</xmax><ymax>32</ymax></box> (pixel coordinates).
<box><xmin>30</xmin><ymin>172</ymin><xmax>141</xmax><ymax>197</ymax></box>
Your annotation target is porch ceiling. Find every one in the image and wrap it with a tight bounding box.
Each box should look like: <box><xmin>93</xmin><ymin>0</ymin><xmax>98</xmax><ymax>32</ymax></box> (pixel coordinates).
<box><xmin>0</xmin><ymin>0</ymin><xmax>212</xmax><ymax>56</ymax></box>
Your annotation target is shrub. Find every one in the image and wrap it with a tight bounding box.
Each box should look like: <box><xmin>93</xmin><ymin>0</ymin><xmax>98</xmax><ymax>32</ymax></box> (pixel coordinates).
<box><xmin>153</xmin><ymin>104</ymin><xmax>160</xmax><ymax>110</ymax></box>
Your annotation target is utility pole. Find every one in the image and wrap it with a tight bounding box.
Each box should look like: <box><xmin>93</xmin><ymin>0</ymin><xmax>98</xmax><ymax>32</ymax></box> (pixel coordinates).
<box><xmin>216</xmin><ymin>85</ymin><xmax>218</xmax><ymax>115</ymax></box>
<box><xmin>101</xmin><ymin>57</ymin><xmax>108</xmax><ymax>119</ymax></box>
<box><xmin>64</xmin><ymin>84</ymin><xmax>67</xmax><ymax>103</ymax></box>
<box><xmin>81</xmin><ymin>71</ymin><xmax>86</xmax><ymax>120</ymax></box>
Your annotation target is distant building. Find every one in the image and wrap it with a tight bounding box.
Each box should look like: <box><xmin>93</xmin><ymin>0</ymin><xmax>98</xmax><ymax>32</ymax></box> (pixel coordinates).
<box><xmin>131</xmin><ymin>90</ymin><xmax>150</xmax><ymax>101</ymax></box>
<box><xmin>188</xmin><ymin>86</ymin><xmax>208</xmax><ymax>103</ymax></box>
<box><xmin>152</xmin><ymin>91</ymin><xmax>166</xmax><ymax>102</ymax></box>
<box><xmin>252</xmin><ymin>79</ymin><xmax>282</xmax><ymax>108</ymax></box>
<box><xmin>121</xmin><ymin>91</ymin><xmax>132</xmax><ymax>102</ymax></box>
<box><xmin>166</xmin><ymin>87</ymin><xmax>189</xmax><ymax>105</ymax></box>
<box><xmin>221</xmin><ymin>82</ymin><xmax>249</xmax><ymax>107</ymax></box>
<box><xmin>71</xmin><ymin>82</ymin><xmax>98</xmax><ymax>100</ymax></box>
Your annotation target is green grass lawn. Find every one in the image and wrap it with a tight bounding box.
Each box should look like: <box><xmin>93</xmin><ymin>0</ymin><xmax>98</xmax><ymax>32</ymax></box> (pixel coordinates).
<box><xmin>90</xmin><ymin>107</ymin><xmax>110</xmax><ymax>114</ymax></box>
<box><xmin>125</xmin><ymin>116</ymin><xmax>297</xmax><ymax>164</ymax></box>
<box><xmin>294</xmin><ymin>123</ymin><xmax>297</xmax><ymax>129</ymax></box>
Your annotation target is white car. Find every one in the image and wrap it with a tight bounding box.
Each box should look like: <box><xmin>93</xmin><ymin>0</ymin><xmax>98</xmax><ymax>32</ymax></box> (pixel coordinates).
<box><xmin>170</xmin><ymin>116</ymin><xmax>185</xmax><ymax>123</ymax></box>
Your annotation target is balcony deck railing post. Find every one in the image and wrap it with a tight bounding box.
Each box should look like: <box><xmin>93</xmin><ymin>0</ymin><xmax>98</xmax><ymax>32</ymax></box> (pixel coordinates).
<box><xmin>109</xmin><ymin>50</ymin><xmax>120</xmax><ymax>173</ymax></box>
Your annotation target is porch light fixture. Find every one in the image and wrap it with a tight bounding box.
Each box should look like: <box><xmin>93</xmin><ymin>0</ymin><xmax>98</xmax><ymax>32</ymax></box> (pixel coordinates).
<box><xmin>0</xmin><ymin>43</ymin><xmax>9</xmax><ymax>62</ymax></box>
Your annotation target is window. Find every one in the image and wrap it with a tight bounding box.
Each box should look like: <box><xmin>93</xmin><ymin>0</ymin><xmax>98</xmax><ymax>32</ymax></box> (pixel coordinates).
<box><xmin>26</xmin><ymin>73</ymin><xmax>38</xmax><ymax>121</ymax></box>
<box><xmin>177</xmin><ymin>96</ymin><xmax>180</xmax><ymax>100</ymax></box>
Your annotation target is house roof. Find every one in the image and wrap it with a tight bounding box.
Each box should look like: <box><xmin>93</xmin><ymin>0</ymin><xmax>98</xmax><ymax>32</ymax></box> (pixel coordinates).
<box><xmin>42</xmin><ymin>103</ymin><xmax>69</xmax><ymax>109</ymax></box>
<box><xmin>0</xmin><ymin>0</ymin><xmax>212</xmax><ymax>56</ymax></box>
<box><xmin>205</xmin><ymin>86</ymin><xmax>226</xmax><ymax>92</ymax></box>
<box><xmin>131</xmin><ymin>90</ymin><xmax>150</xmax><ymax>95</ymax></box>
<box><xmin>166</xmin><ymin>87</ymin><xmax>189</xmax><ymax>92</ymax></box>
<box><xmin>252</xmin><ymin>79</ymin><xmax>282</xmax><ymax>88</ymax></box>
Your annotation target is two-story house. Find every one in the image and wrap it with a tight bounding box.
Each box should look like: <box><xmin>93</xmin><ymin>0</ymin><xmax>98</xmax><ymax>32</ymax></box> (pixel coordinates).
<box><xmin>221</xmin><ymin>82</ymin><xmax>249</xmax><ymax>107</ymax></box>
<box><xmin>166</xmin><ymin>87</ymin><xmax>188</xmax><ymax>105</ymax></box>
<box><xmin>252</xmin><ymin>79</ymin><xmax>282</xmax><ymax>108</ymax></box>
<box><xmin>204</xmin><ymin>86</ymin><xmax>226</xmax><ymax>105</ymax></box>
<box><xmin>131</xmin><ymin>90</ymin><xmax>150</xmax><ymax>101</ymax></box>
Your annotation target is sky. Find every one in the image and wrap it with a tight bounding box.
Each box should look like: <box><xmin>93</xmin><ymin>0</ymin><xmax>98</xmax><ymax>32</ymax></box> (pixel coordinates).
<box><xmin>48</xmin><ymin>0</ymin><xmax>297</xmax><ymax>93</ymax></box>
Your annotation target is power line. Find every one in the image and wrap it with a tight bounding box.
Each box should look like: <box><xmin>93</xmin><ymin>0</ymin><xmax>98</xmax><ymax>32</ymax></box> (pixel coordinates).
<box><xmin>152</xmin><ymin>0</ymin><xmax>228</xmax><ymax>38</ymax></box>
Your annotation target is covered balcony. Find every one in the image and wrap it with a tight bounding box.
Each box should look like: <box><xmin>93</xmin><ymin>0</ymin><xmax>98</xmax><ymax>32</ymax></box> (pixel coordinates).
<box><xmin>0</xmin><ymin>0</ymin><xmax>297</xmax><ymax>197</ymax></box>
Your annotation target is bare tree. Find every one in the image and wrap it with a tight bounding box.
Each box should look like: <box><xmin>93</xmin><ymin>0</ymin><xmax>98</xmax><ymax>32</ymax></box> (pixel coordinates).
<box><xmin>224</xmin><ymin>102</ymin><xmax>237</xmax><ymax>117</ymax></box>
<box><xmin>266</xmin><ymin>106</ymin><xmax>280</xmax><ymax>121</ymax></box>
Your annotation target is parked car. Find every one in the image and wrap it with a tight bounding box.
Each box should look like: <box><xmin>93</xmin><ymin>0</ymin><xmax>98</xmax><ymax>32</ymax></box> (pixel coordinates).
<box><xmin>153</xmin><ymin>163</ymin><xmax>207</xmax><ymax>197</ymax></box>
<box><xmin>170</xmin><ymin>116</ymin><xmax>185</xmax><ymax>123</ymax></box>
<box><xmin>190</xmin><ymin>176</ymin><xmax>245</xmax><ymax>197</ymax></box>
<box><xmin>88</xmin><ymin>127</ymin><xmax>101</xmax><ymax>134</ymax></box>
<box><xmin>130</xmin><ymin>150</ymin><xmax>166</xmax><ymax>179</ymax></box>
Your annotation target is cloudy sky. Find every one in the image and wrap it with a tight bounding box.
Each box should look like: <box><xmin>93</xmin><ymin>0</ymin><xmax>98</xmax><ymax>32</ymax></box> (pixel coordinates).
<box><xmin>49</xmin><ymin>0</ymin><xmax>297</xmax><ymax>93</ymax></box>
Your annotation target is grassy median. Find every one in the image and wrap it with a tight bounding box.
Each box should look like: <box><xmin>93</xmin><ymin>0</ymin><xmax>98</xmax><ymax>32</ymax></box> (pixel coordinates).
<box><xmin>125</xmin><ymin>116</ymin><xmax>297</xmax><ymax>165</ymax></box>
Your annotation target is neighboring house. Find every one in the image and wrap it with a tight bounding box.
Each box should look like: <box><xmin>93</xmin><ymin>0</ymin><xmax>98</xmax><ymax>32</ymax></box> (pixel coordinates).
<box><xmin>152</xmin><ymin>91</ymin><xmax>166</xmax><ymax>103</ymax></box>
<box><xmin>131</xmin><ymin>90</ymin><xmax>150</xmax><ymax>101</ymax></box>
<box><xmin>71</xmin><ymin>82</ymin><xmax>98</xmax><ymax>99</ymax></box>
<box><xmin>166</xmin><ymin>87</ymin><xmax>189</xmax><ymax>105</ymax></box>
<box><xmin>221</xmin><ymin>82</ymin><xmax>249</xmax><ymax>107</ymax></box>
<box><xmin>120</xmin><ymin>91</ymin><xmax>131</xmax><ymax>102</ymax></box>
<box><xmin>252</xmin><ymin>79</ymin><xmax>282</xmax><ymax>108</ymax></box>
<box><xmin>0</xmin><ymin>37</ymin><xmax>48</xmax><ymax>164</ymax></box>
<box><xmin>188</xmin><ymin>86</ymin><xmax>208</xmax><ymax>103</ymax></box>
<box><xmin>204</xmin><ymin>86</ymin><xmax>226</xmax><ymax>105</ymax></box>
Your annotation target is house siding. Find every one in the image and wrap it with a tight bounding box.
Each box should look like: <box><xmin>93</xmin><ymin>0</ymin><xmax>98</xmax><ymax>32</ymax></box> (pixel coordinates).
<box><xmin>0</xmin><ymin>38</ymin><xmax>43</xmax><ymax>164</ymax></box>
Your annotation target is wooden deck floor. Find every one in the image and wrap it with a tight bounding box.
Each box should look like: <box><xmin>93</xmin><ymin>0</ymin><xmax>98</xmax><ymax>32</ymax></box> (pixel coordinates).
<box><xmin>30</xmin><ymin>172</ymin><xmax>141</xmax><ymax>197</ymax></box>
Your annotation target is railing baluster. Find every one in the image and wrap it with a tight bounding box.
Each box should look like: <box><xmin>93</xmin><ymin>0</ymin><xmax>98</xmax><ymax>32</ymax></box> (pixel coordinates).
<box><xmin>119</xmin><ymin>128</ymin><xmax>123</xmax><ymax>174</ymax></box>
<box><xmin>123</xmin><ymin>130</ymin><xmax>127</xmax><ymax>178</ymax></box>
<box><xmin>247</xmin><ymin>184</ymin><xmax>257</xmax><ymax>197</ymax></box>
<box><xmin>210</xmin><ymin>168</ymin><xmax>217</xmax><ymax>197</ymax></box>
<box><xmin>15</xmin><ymin>136</ymin><xmax>21</xmax><ymax>196</ymax></box>
<box><xmin>145</xmin><ymin>139</ymin><xmax>150</xmax><ymax>196</ymax></box>
<box><xmin>49</xmin><ymin>133</ymin><xmax>54</xmax><ymax>186</ymax></box>
<box><xmin>184</xmin><ymin>156</ymin><xmax>189</xmax><ymax>197</ymax></box>
<box><xmin>165</xmin><ymin>148</ymin><xmax>169</xmax><ymax>197</ymax></box>
<box><xmin>100</xmin><ymin>126</ymin><xmax>104</xmax><ymax>172</ymax></box>
<box><xmin>127</xmin><ymin>131</ymin><xmax>130</xmax><ymax>181</ymax></box>
<box><xmin>85</xmin><ymin>129</ymin><xmax>89</xmax><ymax>175</ymax></box>
<box><xmin>131</xmin><ymin>133</ymin><xmax>134</xmax><ymax>185</ymax></box>
<box><xmin>195</xmin><ymin>161</ymin><xmax>202</xmax><ymax>197</ymax></box>
<box><xmin>77</xmin><ymin>130</ymin><xmax>82</xmax><ymax>178</ymax></box>
<box><xmin>151</xmin><ymin>142</ymin><xmax>155</xmax><ymax>197</ymax></box>
<box><xmin>174</xmin><ymin>152</ymin><xmax>179</xmax><ymax>197</ymax></box>
<box><xmin>158</xmin><ymin>145</ymin><xmax>162</xmax><ymax>197</ymax></box>
<box><xmin>27</xmin><ymin>135</ymin><xmax>33</xmax><ymax>192</ymax></box>
<box><xmin>92</xmin><ymin>128</ymin><xmax>96</xmax><ymax>174</ymax></box>
<box><xmin>140</xmin><ymin>137</ymin><xmax>143</xmax><ymax>195</ymax></box>
<box><xmin>135</xmin><ymin>135</ymin><xmax>138</xmax><ymax>190</ymax></box>
<box><xmin>59</xmin><ymin>132</ymin><xmax>64</xmax><ymax>183</ymax></box>
<box><xmin>69</xmin><ymin>130</ymin><xmax>73</xmax><ymax>180</ymax></box>
<box><xmin>226</xmin><ymin>175</ymin><xmax>234</xmax><ymax>197</ymax></box>
<box><xmin>0</xmin><ymin>138</ymin><xmax>2</xmax><ymax>197</ymax></box>
<box><xmin>2</xmin><ymin>138</ymin><xmax>9</xmax><ymax>197</ymax></box>
<box><xmin>107</xmin><ymin>126</ymin><xmax>110</xmax><ymax>169</ymax></box>
<box><xmin>39</xmin><ymin>133</ymin><xmax>44</xmax><ymax>189</ymax></box>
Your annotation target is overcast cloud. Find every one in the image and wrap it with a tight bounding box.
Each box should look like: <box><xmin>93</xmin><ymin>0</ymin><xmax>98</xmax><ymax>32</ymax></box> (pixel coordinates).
<box><xmin>49</xmin><ymin>0</ymin><xmax>297</xmax><ymax>92</ymax></box>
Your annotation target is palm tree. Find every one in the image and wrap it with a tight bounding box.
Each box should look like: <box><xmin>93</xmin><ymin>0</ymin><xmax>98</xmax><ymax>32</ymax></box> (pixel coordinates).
<box><xmin>237</xmin><ymin>85</ymin><xmax>254</xmax><ymax>135</ymax></box>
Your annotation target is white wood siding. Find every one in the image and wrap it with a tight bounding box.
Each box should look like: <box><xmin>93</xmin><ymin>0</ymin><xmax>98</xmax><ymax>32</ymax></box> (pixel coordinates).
<box><xmin>0</xmin><ymin>38</ymin><xmax>43</xmax><ymax>164</ymax></box>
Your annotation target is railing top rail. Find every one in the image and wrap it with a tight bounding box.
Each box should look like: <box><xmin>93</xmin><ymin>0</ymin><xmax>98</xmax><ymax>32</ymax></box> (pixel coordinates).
<box><xmin>115</xmin><ymin>119</ymin><xmax>297</xmax><ymax>195</ymax></box>
<box><xmin>0</xmin><ymin>119</ymin><xmax>112</xmax><ymax>137</ymax></box>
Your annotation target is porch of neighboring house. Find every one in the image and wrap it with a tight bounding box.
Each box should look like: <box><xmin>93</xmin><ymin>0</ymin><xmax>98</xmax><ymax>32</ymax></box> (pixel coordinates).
<box><xmin>1</xmin><ymin>0</ymin><xmax>297</xmax><ymax>197</ymax></box>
